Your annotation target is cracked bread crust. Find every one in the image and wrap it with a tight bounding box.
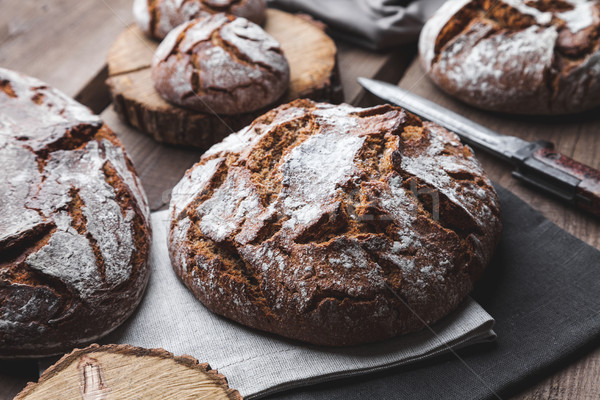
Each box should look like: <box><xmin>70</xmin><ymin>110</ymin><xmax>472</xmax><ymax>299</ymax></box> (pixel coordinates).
<box><xmin>168</xmin><ymin>99</ymin><xmax>501</xmax><ymax>346</ymax></box>
<box><xmin>151</xmin><ymin>13</ymin><xmax>290</xmax><ymax>115</ymax></box>
<box><xmin>134</xmin><ymin>0</ymin><xmax>267</xmax><ymax>40</ymax></box>
<box><xmin>0</xmin><ymin>68</ymin><xmax>151</xmax><ymax>357</ymax></box>
<box><xmin>419</xmin><ymin>0</ymin><xmax>600</xmax><ymax>115</ymax></box>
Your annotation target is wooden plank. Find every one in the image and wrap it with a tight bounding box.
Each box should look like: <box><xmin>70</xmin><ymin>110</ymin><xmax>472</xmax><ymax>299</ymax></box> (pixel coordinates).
<box><xmin>0</xmin><ymin>0</ymin><xmax>133</xmax><ymax>97</ymax></box>
<box><xmin>519</xmin><ymin>353</ymin><xmax>600</xmax><ymax>400</ymax></box>
<box><xmin>396</xmin><ymin>59</ymin><xmax>600</xmax><ymax>400</ymax></box>
<box><xmin>74</xmin><ymin>65</ymin><xmax>112</xmax><ymax>114</ymax></box>
<box><xmin>337</xmin><ymin>41</ymin><xmax>414</xmax><ymax>104</ymax></box>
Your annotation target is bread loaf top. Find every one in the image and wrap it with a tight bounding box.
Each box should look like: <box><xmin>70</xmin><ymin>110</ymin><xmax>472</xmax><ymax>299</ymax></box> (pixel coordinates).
<box><xmin>0</xmin><ymin>68</ymin><xmax>151</xmax><ymax>357</ymax></box>
<box><xmin>152</xmin><ymin>13</ymin><xmax>289</xmax><ymax>115</ymax></box>
<box><xmin>134</xmin><ymin>0</ymin><xmax>267</xmax><ymax>40</ymax></box>
<box><xmin>168</xmin><ymin>99</ymin><xmax>502</xmax><ymax>346</ymax></box>
<box><xmin>419</xmin><ymin>0</ymin><xmax>600</xmax><ymax>114</ymax></box>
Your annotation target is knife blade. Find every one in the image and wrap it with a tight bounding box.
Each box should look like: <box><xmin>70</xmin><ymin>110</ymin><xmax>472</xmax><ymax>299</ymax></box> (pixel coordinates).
<box><xmin>358</xmin><ymin>77</ymin><xmax>600</xmax><ymax>217</ymax></box>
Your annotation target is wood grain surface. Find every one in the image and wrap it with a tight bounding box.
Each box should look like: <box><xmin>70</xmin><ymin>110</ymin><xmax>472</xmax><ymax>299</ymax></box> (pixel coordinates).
<box><xmin>14</xmin><ymin>345</ymin><xmax>241</xmax><ymax>400</ymax></box>
<box><xmin>1</xmin><ymin>1</ymin><xmax>599</xmax><ymax>399</ymax></box>
<box><xmin>0</xmin><ymin>0</ymin><xmax>132</xmax><ymax>97</ymax></box>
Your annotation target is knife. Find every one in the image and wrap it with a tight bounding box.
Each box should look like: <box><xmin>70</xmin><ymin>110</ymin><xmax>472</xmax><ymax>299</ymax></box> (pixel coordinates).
<box><xmin>358</xmin><ymin>77</ymin><xmax>600</xmax><ymax>217</ymax></box>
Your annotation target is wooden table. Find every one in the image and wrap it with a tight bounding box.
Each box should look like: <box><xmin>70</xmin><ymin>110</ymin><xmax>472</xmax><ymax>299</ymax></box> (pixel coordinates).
<box><xmin>1</xmin><ymin>1</ymin><xmax>599</xmax><ymax>398</ymax></box>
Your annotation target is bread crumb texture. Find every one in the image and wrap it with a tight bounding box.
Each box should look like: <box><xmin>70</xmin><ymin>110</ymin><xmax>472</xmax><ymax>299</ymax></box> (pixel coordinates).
<box><xmin>168</xmin><ymin>99</ymin><xmax>502</xmax><ymax>346</ymax></box>
<box><xmin>0</xmin><ymin>68</ymin><xmax>151</xmax><ymax>357</ymax></box>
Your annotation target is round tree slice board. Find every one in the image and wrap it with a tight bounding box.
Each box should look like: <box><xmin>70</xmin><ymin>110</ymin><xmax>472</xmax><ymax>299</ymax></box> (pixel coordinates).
<box><xmin>15</xmin><ymin>344</ymin><xmax>242</xmax><ymax>400</ymax></box>
<box><xmin>106</xmin><ymin>9</ymin><xmax>343</xmax><ymax>148</ymax></box>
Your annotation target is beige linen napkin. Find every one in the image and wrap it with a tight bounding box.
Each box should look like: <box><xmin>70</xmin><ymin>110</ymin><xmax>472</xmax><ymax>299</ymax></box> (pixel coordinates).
<box><xmin>102</xmin><ymin>211</ymin><xmax>496</xmax><ymax>399</ymax></box>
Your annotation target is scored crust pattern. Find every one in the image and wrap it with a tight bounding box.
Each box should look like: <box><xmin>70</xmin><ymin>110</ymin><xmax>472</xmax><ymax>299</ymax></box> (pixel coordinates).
<box><xmin>168</xmin><ymin>99</ymin><xmax>502</xmax><ymax>346</ymax></box>
<box><xmin>134</xmin><ymin>0</ymin><xmax>267</xmax><ymax>40</ymax></box>
<box><xmin>152</xmin><ymin>13</ymin><xmax>290</xmax><ymax>115</ymax></box>
<box><xmin>419</xmin><ymin>0</ymin><xmax>600</xmax><ymax>114</ymax></box>
<box><xmin>0</xmin><ymin>68</ymin><xmax>151</xmax><ymax>357</ymax></box>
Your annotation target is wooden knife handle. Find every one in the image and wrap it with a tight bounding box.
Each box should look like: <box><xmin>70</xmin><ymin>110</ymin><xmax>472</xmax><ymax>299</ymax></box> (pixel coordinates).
<box><xmin>533</xmin><ymin>147</ymin><xmax>600</xmax><ymax>217</ymax></box>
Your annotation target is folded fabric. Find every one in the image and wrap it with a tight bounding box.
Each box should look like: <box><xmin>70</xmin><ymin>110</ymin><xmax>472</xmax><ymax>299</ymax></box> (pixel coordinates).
<box><xmin>100</xmin><ymin>210</ymin><xmax>495</xmax><ymax>399</ymax></box>
<box><xmin>267</xmin><ymin>0</ymin><xmax>446</xmax><ymax>50</ymax></box>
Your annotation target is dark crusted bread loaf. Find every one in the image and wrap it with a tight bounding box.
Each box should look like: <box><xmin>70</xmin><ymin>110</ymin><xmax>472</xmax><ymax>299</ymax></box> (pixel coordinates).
<box><xmin>0</xmin><ymin>68</ymin><xmax>151</xmax><ymax>357</ymax></box>
<box><xmin>168</xmin><ymin>99</ymin><xmax>501</xmax><ymax>346</ymax></box>
<box><xmin>152</xmin><ymin>13</ymin><xmax>290</xmax><ymax>115</ymax></box>
<box><xmin>134</xmin><ymin>0</ymin><xmax>267</xmax><ymax>40</ymax></box>
<box><xmin>419</xmin><ymin>0</ymin><xmax>600</xmax><ymax>115</ymax></box>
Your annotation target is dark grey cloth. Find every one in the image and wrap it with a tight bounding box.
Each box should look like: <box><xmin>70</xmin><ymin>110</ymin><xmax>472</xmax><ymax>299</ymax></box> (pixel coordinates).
<box><xmin>266</xmin><ymin>185</ymin><xmax>600</xmax><ymax>399</ymax></box>
<box><xmin>267</xmin><ymin>0</ymin><xmax>446</xmax><ymax>50</ymax></box>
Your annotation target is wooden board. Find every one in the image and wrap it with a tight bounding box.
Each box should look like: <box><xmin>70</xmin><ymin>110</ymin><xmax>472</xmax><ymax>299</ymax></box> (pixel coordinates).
<box><xmin>338</xmin><ymin>42</ymin><xmax>417</xmax><ymax>106</ymax></box>
<box><xmin>0</xmin><ymin>0</ymin><xmax>132</xmax><ymax>98</ymax></box>
<box><xmin>15</xmin><ymin>344</ymin><xmax>241</xmax><ymax>400</ymax></box>
<box><xmin>106</xmin><ymin>9</ymin><xmax>343</xmax><ymax>148</ymax></box>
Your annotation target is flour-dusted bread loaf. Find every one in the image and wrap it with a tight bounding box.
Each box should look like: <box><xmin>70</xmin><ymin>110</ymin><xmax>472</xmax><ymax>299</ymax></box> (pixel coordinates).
<box><xmin>0</xmin><ymin>68</ymin><xmax>151</xmax><ymax>357</ymax></box>
<box><xmin>168</xmin><ymin>99</ymin><xmax>501</xmax><ymax>346</ymax></box>
<box><xmin>152</xmin><ymin>13</ymin><xmax>290</xmax><ymax>115</ymax></box>
<box><xmin>419</xmin><ymin>0</ymin><xmax>600</xmax><ymax>115</ymax></box>
<box><xmin>134</xmin><ymin>0</ymin><xmax>266</xmax><ymax>40</ymax></box>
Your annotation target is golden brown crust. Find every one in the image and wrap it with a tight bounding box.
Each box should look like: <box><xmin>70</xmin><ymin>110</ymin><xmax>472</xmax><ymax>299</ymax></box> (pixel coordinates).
<box><xmin>168</xmin><ymin>99</ymin><xmax>502</xmax><ymax>346</ymax></box>
<box><xmin>15</xmin><ymin>344</ymin><xmax>242</xmax><ymax>400</ymax></box>
<box><xmin>419</xmin><ymin>0</ymin><xmax>600</xmax><ymax>114</ymax></box>
<box><xmin>0</xmin><ymin>68</ymin><xmax>151</xmax><ymax>357</ymax></box>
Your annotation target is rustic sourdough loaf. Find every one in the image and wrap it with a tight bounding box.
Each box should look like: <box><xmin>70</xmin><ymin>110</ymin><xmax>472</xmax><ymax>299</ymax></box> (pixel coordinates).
<box><xmin>419</xmin><ymin>0</ymin><xmax>600</xmax><ymax>115</ymax></box>
<box><xmin>0</xmin><ymin>68</ymin><xmax>151</xmax><ymax>357</ymax></box>
<box><xmin>168</xmin><ymin>99</ymin><xmax>501</xmax><ymax>346</ymax></box>
<box><xmin>152</xmin><ymin>13</ymin><xmax>290</xmax><ymax>115</ymax></box>
<box><xmin>134</xmin><ymin>0</ymin><xmax>266</xmax><ymax>40</ymax></box>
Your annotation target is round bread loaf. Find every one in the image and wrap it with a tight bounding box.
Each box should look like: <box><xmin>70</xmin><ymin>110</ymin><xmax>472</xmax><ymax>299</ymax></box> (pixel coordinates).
<box><xmin>0</xmin><ymin>68</ymin><xmax>151</xmax><ymax>357</ymax></box>
<box><xmin>133</xmin><ymin>0</ymin><xmax>266</xmax><ymax>40</ymax></box>
<box><xmin>168</xmin><ymin>99</ymin><xmax>502</xmax><ymax>346</ymax></box>
<box><xmin>419</xmin><ymin>0</ymin><xmax>600</xmax><ymax>115</ymax></box>
<box><xmin>151</xmin><ymin>13</ymin><xmax>290</xmax><ymax>115</ymax></box>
